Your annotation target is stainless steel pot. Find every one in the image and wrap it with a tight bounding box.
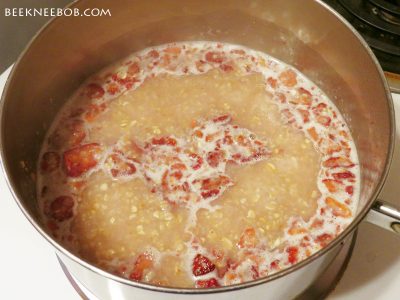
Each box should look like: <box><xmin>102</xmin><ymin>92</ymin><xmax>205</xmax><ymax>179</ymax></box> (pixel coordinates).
<box><xmin>1</xmin><ymin>0</ymin><xmax>399</xmax><ymax>299</ymax></box>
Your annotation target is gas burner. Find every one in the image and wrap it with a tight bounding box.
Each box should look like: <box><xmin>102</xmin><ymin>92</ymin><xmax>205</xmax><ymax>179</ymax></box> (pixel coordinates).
<box><xmin>323</xmin><ymin>0</ymin><xmax>400</xmax><ymax>79</ymax></box>
<box><xmin>368</xmin><ymin>0</ymin><xmax>400</xmax><ymax>25</ymax></box>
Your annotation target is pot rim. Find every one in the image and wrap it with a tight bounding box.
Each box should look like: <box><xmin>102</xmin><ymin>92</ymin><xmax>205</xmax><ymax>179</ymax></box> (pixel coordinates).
<box><xmin>0</xmin><ymin>0</ymin><xmax>395</xmax><ymax>294</ymax></box>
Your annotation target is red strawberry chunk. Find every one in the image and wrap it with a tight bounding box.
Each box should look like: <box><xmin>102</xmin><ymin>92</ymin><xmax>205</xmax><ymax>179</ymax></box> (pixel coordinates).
<box><xmin>279</xmin><ymin>69</ymin><xmax>297</xmax><ymax>87</ymax></box>
<box><xmin>201</xmin><ymin>189</ymin><xmax>220</xmax><ymax>199</ymax></box>
<box><xmin>84</xmin><ymin>103</ymin><xmax>107</xmax><ymax>122</ymax></box>
<box><xmin>287</xmin><ymin>246</ymin><xmax>298</xmax><ymax>264</ymax></box>
<box><xmin>188</xmin><ymin>152</ymin><xmax>203</xmax><ymax>170</ymax></box>
<box><xmin>315</xmin><ymin>233</ymin><xmax>333</xmax><ymax>247</ymax></box>
<box><xmin>127</xmin><ymin>62</ymin><xmax>140</xmax><ymax>75</ymax></box>
<box><xmin>106</xmin><ymin>154</ymin><xmax>137</xmax><ymax>177</ymax></box>
<box><xmin>323</xmin><ymin>157</ymin><xmax>354</xmax><ymax>168</ymax></box>
<box><xmin>212</xmin><ymin>115</ymin><xmax>231</xmax><ymax>124</ymax></box>
<box><xmin>345</xmin><ymin>185</ymin><xmax>354</xmax><ymax>195</ymax></box>
<box><xmin>195</xmin><ymin>278</ymin><xmax>220</xmax><ymax>288</ymax></box>
<box><xmin>41</xmin><ymin>151</ymin><xmax>60</xmax><ymax>172</ymax></box>
<box><xmin>150</xmin><ymin>136</ymin><xmax>177</xmax><ymax>147</ymax></box>
<box><xmin>129</xmin><ymin>253</ymin><xmax>153</xmax><ymax>281</ymax></box>
<box><xmin>251</xmin><ymin>265</ymin><xmax>260</xmax><ymax>279</ymax></box>
<box><xmin>205</xmin><ymin>51</ymin><xmax>225</xmax><ymax>64</ymax></box>
<box><xmin>332</xmin><ymin>171</ymin><xmax>355</xmax><ymax>180</ymax></box>
<box><xmin>63</xmin><ymin>143</ymin><xmax>102</xmax><ymax>177</ymax></box>
<box><xmin>237</xmin><ymin>227</ymin><xmax>258</xmax><ymax>249</ymax></box>
<box><xmin>85</xmin><ymin>83</ymin><xmax>105</xmax><ymax>99</ymax></box>
<box><xmin>200</xmin><ymin>175</ymin><xmax>231</xmax><ymax>191</ymax></box>
<box><xmin>192</xmin><ymin>254</ymin><xmax>215</xmax><ymax>276</ymax></box>
<box><xmin>220</xmin><ymin>64</ymin><xmax>234</xmax><ymax>72</ymax></box>
<box><xmin>207</xmin><ymin>150</ymin><xmax>225</xmax><ymax>167</ymax></box>
<box><xmin>49</xmin><ymin>119</ymin><xmax>86</xmax><ymax>148</ymax></box>
<box><xmin>270</xmin><ymin>260</ymin><xmax>280</xmax><ymax>270</ymax></box>
<box><xmin>47</xmin><ymin>196</ymin><xmax>74</xmax><ymax>222</ymax></box>
<box><xmin>316</xmin><ymin>115</ymin><xmax>331</xmax><ymax>127</ymax></box>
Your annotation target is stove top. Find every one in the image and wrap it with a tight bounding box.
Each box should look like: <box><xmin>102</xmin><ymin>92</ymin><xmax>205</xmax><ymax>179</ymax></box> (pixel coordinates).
<box><xmin>323</xmin><ymin>0</ymin><xmax>400</xmax><ymax>75</ymax></box>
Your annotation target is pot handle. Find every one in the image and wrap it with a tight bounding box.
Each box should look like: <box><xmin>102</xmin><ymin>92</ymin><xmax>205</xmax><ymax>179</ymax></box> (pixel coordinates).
<box><xmin>366</xmin><ymin>200</ymin><xmax>400</xmax><ymax>234</ymax></box>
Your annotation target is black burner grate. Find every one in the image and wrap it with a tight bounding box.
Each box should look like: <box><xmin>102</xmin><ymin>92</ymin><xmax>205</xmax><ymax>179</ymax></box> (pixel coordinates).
<box><xmin>323</xmin><ymin>0</ymin><xmax>400</xmax><ymax>75</ymax></box>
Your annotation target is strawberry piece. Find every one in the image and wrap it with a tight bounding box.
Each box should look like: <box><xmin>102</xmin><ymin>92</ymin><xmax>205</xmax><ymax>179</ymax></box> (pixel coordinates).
<box><xmin>63</xmin><ymin>143</ymin><xmax>102</xmax><ymax>177</ymax></box>
<box><xmin>127</xmin><ymin>62</ymin><xmax>140</xmax><ymax>75</ymax></box>
<box><xmin>288</xmin><ymin>224</ymin><xmax>307</xmax><ymax>235</ymax></box>
<box><xmin>124</xmin><ymin>139</ymin><xmax>144</xmax><ymax>160</ymax></box>
<box><xmin>326</xmin><ymin>143</ymin><xmax>342</xmax><ymax>155</ymax></box>
<box><xmin>236</xmin><ymin>135</ymin><xmax>250</xmax><ymax>147</ymax></box>
<box><xmin>207</xmin><ymin>150</ymin><xmax>225</xmax><ymax>168</ymax></box>
<box><xmin>307</xmin><ymin>127</ymin><xmax>319</xmax><ymax>141</ymax></box>
<box><xmin>311</xmin><ymin>218</ymin><xmax>324</xmax><ymax>229</ymax></box>
<box><xmin>47</xmin><ymin>196</ymin><xmax>74</xmax><ymax>222</ymax></box>
<box><xmin>279</xmin><ymin>69</ymin><xmax>297</xmax><ymax>87</ymax></box>
<box><xmin>326</xmin><ymin>197</ymin><xmax>352</xmax><ymax>218</ymax></box>
<box><xmin>237</xmin><ymin>228</ymin><xmax>258</xmax><ymax>249</ymax></box>
<box><xmin>313</xmin><ymin>103</ymin><xmax>327</xmax><ymax>115</ymax></box>
<box><xmin>195</xmin><ymin>278</ymin><xmax>220</xmax><ymax>288</ymax></box>
<box><xmin>223</xmin><ymin>135</ymin><xmax>234</xmax><ymax>145</ymax></box>
<box><xmin>322</xmin><ymin>179</ymin><xmax>340</xmax><ymax>193</ymax></box>
<box><xmin>205</xmin><ymin>51</ymin><xmax>225</xmax><ymax>64</ymax></box>
<box><xmin>212</xmin><ymin>114</ymin><xmax>231</xmax><ymax>124</ymax></box>
<box><xmin>111</xmin><ymin>72</ymin><xmax>139</xmax><ymax>89</ymax></box>
<box><xmin>315</xmin><ymin>233</ymin><xmax>333</xmax><ymax>247</ymax></box>
<box><xmin>49</xmin><ymin>119</ymin><xmax>86</xmax><ymax>148</ymax></box>
<box><xmin>281</xmin><ymin>109</ymin><xmax>295</xmax><ymax>124</ymax></box>
<box><xmin>148</xmin><ymin>49</ymin><xmax>159</xmax><ymax>58</ymax></box>
<box><xmin>192</xmin><ymin>254</ymin><xmax>215</xmax><ymax>276</ymax></box>
<box><xmin>85</xmin><ymin>83</ymin><xmax>105</xmax><ymax>99</ymax></box>
<box><xmin>41</xmin><ymin>151</ymin><xmax>60</xmax><ymax>173</ymax></box>
<box><xmin>297</xmin><ymin>109</ymin><xmax>310</xmax><ymax>123</ymax></box>
<box><xmin>270</xmin><ymin>260</ymin><xmax>280</xmax><ymax>270</ymax></box>
<box><xmin>266</xmin><ymin>77</ymin><xmax>277</xmax><ymax>88</ymax></box>
<box><xmin>316</xmin><ymin>115</ymin><xmax>331</xmax><ymax>127</ymax></box>
<box><xmin>323</xmin><ymin>157</ymin><xmax>354</xmax><ymax>168</ymax></box>
<box><xmin>107</xmin><ymin>82</ymin><xmax>120</xmax><ymax>95</ymax></box>
<box><xmin>84</xmin><ymin>103</ymin><xmax>107</xmax><ymax>122</ymax></box>
<box><xmin>291</xmin><ymin>88</ymin><xmax>312</xmax><ymax>106</ymax></box>
<box><xmin>231</xmin><ymin>49</ymin><xmax>245</xmax><ymax>55</ymax></box>
<box><xmin>171</xmin><ymin>163</ymin><xmax>187</xmax><ymax>171</ymax></box>
<box><xmin>298</xmin><ymin>87</ymin><xmax>312</xmax><ymax>97</ymax></box>
<box><xmin>201</xmin><ymin>175</ymin><xmax>231</xmax><ymax>190</ymax></box>
<box><xmin>69</xmin><ymin>120</ymin><xmax>87</xmax><ymax>146</ymax></box>
<box><xmin>201</xmin><ymin>189</ymin><xmax>220</xmax><ymax>199</ymax></box>
<box><xmin>345</xmin><ymin>186</ymin><xmax>354</xmax><ymax>195</ymax></box>
<box><xmin>251</xmin><ymin>265</ymin><xmax>260</xmax><ymax>279</ymax></box>
<box><xmin>193</xmin><ymin>129</ymin><xmax>203</xmax><ymax>138</ymax></box>
<box><xmin>332</xmin><ymin>171</ymin><xmax>355</xmax><ymax>180</ymax></box>
<box><xmin>220</xmin><ymin>64</ymin><xmax>234</xmax><ymax>72</ymax></box>
<box><xmin>188</xmin><ymin>152</ymin><xmax>203</xmax><ymax>170</ymax></box>
<box><xmin>164</xmin><ymin>46</ymin><xmax>182</xmax><ymax>55</ymax></box>
<box><xmin>150</xmin><ymin>136</ymin><xmax>177</xmax><ymax>147</ymax></box>
<box><xmin>287</xmin><ymin>246</ymin><xmax>298</xmax><ymax>264</ymax></box>
<box><xmin>129</xmin><ymin>253</ymin><xmax>153</xmax><ymax>281</ymax></box>
<box><xmin>171</xmin><ymin>171</ymin><xmax>183</xmax><ymax>180</ymax></box>
<box><xmin>107</xmin><ymin>154</ymin><xmax>137</xmax><ymax>177</ymax></box>
<box><xmin>216</xmin><ymin>258</ymin><xmax>235</xmax><ymax>278</ymax></box>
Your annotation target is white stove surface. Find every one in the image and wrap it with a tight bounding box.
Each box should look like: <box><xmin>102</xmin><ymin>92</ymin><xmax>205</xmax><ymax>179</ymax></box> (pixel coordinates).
<box><xmin>0</xmin><ymin>66</ymin><xmax>399</xmax><ymax>300</ymax></box>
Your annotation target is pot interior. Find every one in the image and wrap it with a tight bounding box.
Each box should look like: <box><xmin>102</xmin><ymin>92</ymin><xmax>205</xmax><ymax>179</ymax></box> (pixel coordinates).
<box><xmin>0</xmin><ymin>0</ymin><xmax>393</xmax><ymax>283</ymax></box>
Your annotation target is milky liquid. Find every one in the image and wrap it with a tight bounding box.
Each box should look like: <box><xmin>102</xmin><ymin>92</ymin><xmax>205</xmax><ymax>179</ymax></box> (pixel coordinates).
<box><xmin>37</xmin><ymin>42</ymin><xmax>360</xmax><ymax>288</ymax></box>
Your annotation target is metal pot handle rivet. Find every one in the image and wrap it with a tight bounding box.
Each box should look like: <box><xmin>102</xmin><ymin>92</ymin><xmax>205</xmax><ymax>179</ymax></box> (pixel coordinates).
<box><xmin>366</xmin><ymin>200</ymin><xmax>400</xmax><ymax>235</ymax></box>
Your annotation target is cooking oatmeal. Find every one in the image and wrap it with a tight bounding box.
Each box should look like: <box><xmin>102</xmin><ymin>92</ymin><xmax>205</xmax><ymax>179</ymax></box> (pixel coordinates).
<box><xmin>37</xmin><ymin>42</ymin><xmax>359</xmax><ymax>288</ymax></box>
